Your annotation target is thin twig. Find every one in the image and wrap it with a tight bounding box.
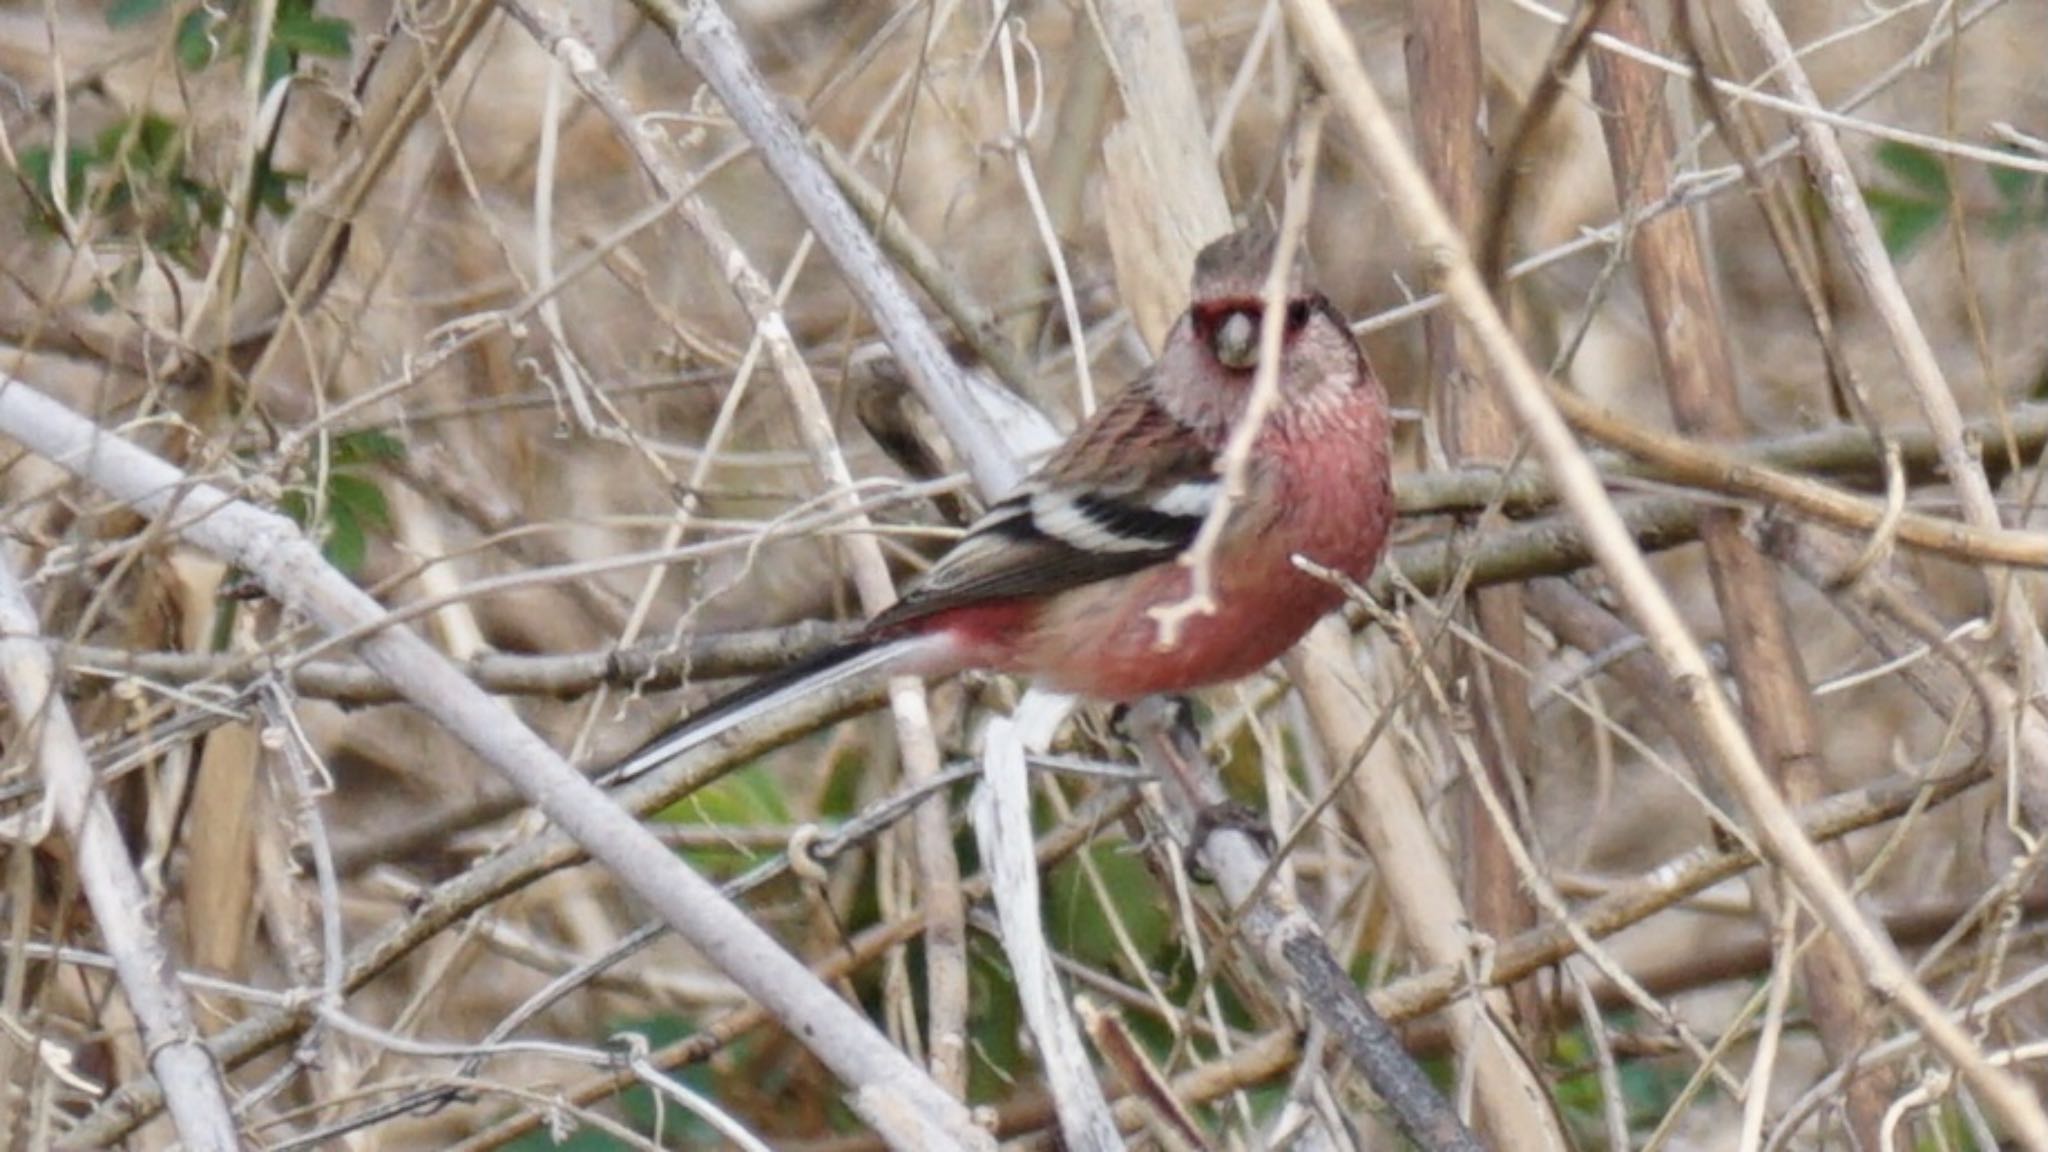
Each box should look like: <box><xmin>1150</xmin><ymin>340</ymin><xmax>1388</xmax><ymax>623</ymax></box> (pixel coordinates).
<box><xmin>0</xmin><ymin>379</ymin><xmax>992</xmax><ymax>1152</ymax></box>
<box><xmin>1124</xmin><ymin>698</ymin><xmax>1484</xmax><ymax>1152</ymax></box>
<box><xmin>1585</xmin><ymin>5</ymin><xmax>1891</xmax><ymax>1140</ymax></box>
<box><xmin>1550</xmin><ymin>387</ymin><xmax>2048</xmax><ymax>568</ymax></box>
<box><xmin>1149</xmin><ymin>106</ymin><xmax>1322</xmax><ymax>645</ymax></box>
<box><xmin>1727</xmin><ymin>0</ymin><xmax>2048</xmax><ymax>816</ymax></box>
<box><xmin>1283</xmin><ymin>0</ymin><xmax>2048</xmax><ymax>1140</ymax></box>
<box><xmin>0</xmin><ymin>552</ymin><xmax>242</xmax><ymax>1152</ymax></box>
<box><xmin>634</xmin><ymin>0</ymin><xmax>1028</xmax><ymax>498</ymax></box>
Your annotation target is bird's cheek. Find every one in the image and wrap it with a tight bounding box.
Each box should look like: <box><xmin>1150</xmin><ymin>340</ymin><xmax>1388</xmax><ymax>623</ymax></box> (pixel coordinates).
<box><xmin>1278</xmin><ymin>350</ymin><xmax>1310</xmax><ymax>396</ymax></box>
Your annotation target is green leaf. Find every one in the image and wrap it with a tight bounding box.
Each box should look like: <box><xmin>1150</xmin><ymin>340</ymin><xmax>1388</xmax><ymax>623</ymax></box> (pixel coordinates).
<box><xmin>254</xmin><ymin>166</ymin><xmax>304</xmax><ymax>217</ymax></box>
<box><xmin>329</xmin><ymin>429</ymin><xmax>405</xmax><ymax>467</ymax></box>
<box><xmin>504</xmin><ymin>1126</ymin><xmax>615</xmax><ymax>1152</ymax></box>
<box><xmin>18</xmin><ymin>144</ymin><xmax>91</xmax><ymax>223</ymax></box>
<box><xmin>105</xmin><ymin>0</ymin><xmax>167</xmax><ymax>28</ymax></box>
<box><xmin>131</xmin><ymin>114</ymin><xmax>182</xmax><ymax>168</ymax></box>
<box><xmin>1548</xmin><ymin>1011</ymin><xmax>1699</xmax><ymax>1145</ymax></box>
<box><xmin>1862</xmin><ymin>186</ymin><xmax>1946</xmax><ymax>258</ymax></box>
<box><xmin>1990</xmin><ymin>160</ymin><xmax>2037</xmax><ymax>209</ymax></box>
<box><xmin>278</xmin><ymin>489</ymin><xmax>311</xmax><ymax>528</ymax></box>
<box><xmin>966</xmin><ymin>942</ymin><xmax>1024</xmax><ymax>1102</ymax></box>
<box><xmin>187</xmin><ymin>175</ymin><xmax>227</xmax><ymax>227</ymax></box>
<box><xmin>176</xmin><ymin>8</ymin><xmax>223</xmax><ymax>71</ymax></box>
<box><xmin>654</xmin><ymin>765</ymin><xmax>792</xmax><ymax>872</ymax></box>
<box><xmin>1989</xmin><ymin>155</ymin><xmax>2046</xmax><ymax>237</ymax></box>
<box><xmin>1876</xmin><ymin>141</ymin><xmax>1950</xmax><ymax>197</ymax></box>
<box><xmin>322</xmin><ymin>504</ymin><xmax>366</xmax><ymax>573</ymax></box>
<box><xmin>657</xmin><ymin>765</ymin><xmax>791</xmax><ymax>826</ymax></box>
<box><xmin>274</xmin><ymin>12</ymin><xmax>354</xmax><ymax>58</ymax></box>
<box><xmin>260</xmin><ymin>40</ymin><xmax>293</xmax><ymax>91</ymax></box>
<box><xmin>816</xmin><ymin>742</ymin><xmax>872</xmax><ymax>819</ymax></box>
<box><xmin>1045</xmin><ymin>844</ymin><xmax>1169</xmax><ymax>971</ymax></box>
<box><xmin>326</xmin><ymin>473</ymin><xmax>390</xmax><ymax>530</ymax></box>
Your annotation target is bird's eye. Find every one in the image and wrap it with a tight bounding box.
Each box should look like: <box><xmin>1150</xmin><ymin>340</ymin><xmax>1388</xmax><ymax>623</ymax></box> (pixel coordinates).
<box><xmin>1284</xmin><ymin>300</ymin><xmax>1311</xmax><ymax>333</ymax></box>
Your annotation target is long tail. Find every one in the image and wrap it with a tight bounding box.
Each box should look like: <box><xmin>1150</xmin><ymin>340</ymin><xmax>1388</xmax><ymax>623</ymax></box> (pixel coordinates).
<box><xmin>599</xmin><ymin>636</ymin><xmax>914</xmax><ymax>786</ymax></box>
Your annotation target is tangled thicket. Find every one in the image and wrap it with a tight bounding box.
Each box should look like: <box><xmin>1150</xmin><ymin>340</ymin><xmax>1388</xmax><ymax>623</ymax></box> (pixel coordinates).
<box><xmin>2</xmin><ymin>1</ymin><xmax>2047</xmax><ymax>1149</ymax></box>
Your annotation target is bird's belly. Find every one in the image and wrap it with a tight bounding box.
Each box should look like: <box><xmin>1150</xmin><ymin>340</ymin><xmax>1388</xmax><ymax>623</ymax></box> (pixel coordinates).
<box><xmin>1010</xmin><ymin>550</ymin><xmax>1344</xmax><ymax>700</ymax></box>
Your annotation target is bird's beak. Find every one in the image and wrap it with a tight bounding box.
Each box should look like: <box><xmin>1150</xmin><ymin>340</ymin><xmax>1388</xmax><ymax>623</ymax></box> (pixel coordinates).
<box><xmin>1212</xmin><ymin>311</ymin><xmax>1259</xmax><ymax>371</ymax></box>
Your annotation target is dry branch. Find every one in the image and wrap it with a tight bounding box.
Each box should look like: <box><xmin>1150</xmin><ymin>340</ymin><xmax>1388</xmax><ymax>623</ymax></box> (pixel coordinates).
<box><xmin>1405</xmin><ymin>0</ymin><xmax>1544</xmax><ymax>1048</ymax></box>
<box><xmin>1125</xmin><ymin>698</ymin><xmax>1483</xmax><ymax>1152</ymax></box>
<box><xmin>0</xmin><ymin>557</ymin><xmax>242</xmax><ymax>1150</ymax></box>
<box><xmin>0</xmin><ymin>379</ymin><xmax>990</xmax><ymax>1152</ymax></box>
<box><xmin>1586</xmin><ymin>3</ymin><xmax>1889</xmax><ymax>1139</ymax></box>
<box><xmin>1284</xmin><ymin>0</ymin><xmax>2048</xmax><ymax>1140</ymax></box>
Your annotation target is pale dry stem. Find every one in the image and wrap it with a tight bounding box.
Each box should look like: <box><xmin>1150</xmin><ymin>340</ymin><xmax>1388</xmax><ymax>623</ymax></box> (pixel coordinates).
<box><xmin>1147</xmin><ymin>107</ymin><xmax>1321</xmax><ymax>648</ymax></box>
<box><xmin>0</xmin><ymin>553</ymin><xmax>241</xmax><ymax>1151</ymax></box>
<box><xmin>1285</xmin><ymin>0</ymin><xmax>2048</xmax><ymax>1141</ymax></box>
<box><xmin>10</xmin><ymin>3</ymin><xmax>2048</xmax><ymax>1148</ymax></box>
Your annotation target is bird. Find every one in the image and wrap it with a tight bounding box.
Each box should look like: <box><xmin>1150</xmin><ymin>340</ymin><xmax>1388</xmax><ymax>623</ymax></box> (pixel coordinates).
<box><xmin>603</xmin><ymin>225</ymin><xmax>1394</xmax><ymax>785</ymax></box>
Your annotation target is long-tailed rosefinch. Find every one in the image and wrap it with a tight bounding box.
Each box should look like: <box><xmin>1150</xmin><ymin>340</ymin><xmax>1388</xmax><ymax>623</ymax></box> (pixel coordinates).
<box><xmin>607</xmin><ymin>226</ymin><xmax>1393</xmax><ymax>783</ymax></box>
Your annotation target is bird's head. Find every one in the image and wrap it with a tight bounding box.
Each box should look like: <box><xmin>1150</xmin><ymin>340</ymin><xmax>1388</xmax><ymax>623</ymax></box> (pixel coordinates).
<box><xmin>1158</xmin><ymin>226</ymin><xmax>1367</xmax><ymax>435</ymax></box>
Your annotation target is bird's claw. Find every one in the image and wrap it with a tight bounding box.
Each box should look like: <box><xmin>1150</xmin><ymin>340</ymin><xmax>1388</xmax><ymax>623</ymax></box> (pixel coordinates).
<box><xmin>1185</xmin><ymin>801</ymin><xmax>1273</xmax><ymax>883</ymax></box>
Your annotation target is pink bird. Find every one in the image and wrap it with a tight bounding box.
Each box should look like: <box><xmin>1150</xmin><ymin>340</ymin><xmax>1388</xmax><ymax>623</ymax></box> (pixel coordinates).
<box><xmin>606</xmin><ymin>226</ymin><xmax>1393</xmax><ymax>784</ymax></box>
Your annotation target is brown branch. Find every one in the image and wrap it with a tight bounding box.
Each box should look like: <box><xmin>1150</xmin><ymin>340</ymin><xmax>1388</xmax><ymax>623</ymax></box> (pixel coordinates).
<box><xmin>1395</xmin><ymin>891</ymin><xmax>2048</xmax><ymax>1058</ymax></box>
<box><xmin>48</xmin><ymin>621</ymin><xmax>858</xmax><ymax>705</ymax></box>
<box><xmin>1125</xmin><ymin>699</ymin><xmax>1483</xmax><ymax>1152</ymax></box>
<box><xmin>1551</xmin><ymin>387</ymin><xmax>2048</xmax><ymax>567</ymax></box>
<box><xmin>1395</xmin><ymin>399</ymin><xmax>2048</xmax><ymax>520</ymax></box>
<box><xmin>1404</xmin><ymin>0</ymin><xmax>1544</xmax><ymax>1055</ymax></box>
<box><xmin>740</xmin><ymin>760</ymin><xmax>2001</xmax><ymax>1152</ymax></box>
<box><xmin>1585</xmin><ymin>5</ymin><xmax>1891</xmax><ymax>1143</ymax></box>
<box><xmin>1474</xmin><ymin>0</ymin><xmax>1617</xmax><ymax>289</ymax></box>
<box><xmin>1284</xmin><ymin>0</ymin><xmax>2048</xmax><ymax>1135</ymax></box>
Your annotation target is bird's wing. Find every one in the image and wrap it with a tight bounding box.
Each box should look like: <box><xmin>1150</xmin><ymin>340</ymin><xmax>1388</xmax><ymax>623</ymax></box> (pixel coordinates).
<box><xmin>867</xmin><ymin>377</ymin><xmax>1220</xmax><ymax>634</ymax></box>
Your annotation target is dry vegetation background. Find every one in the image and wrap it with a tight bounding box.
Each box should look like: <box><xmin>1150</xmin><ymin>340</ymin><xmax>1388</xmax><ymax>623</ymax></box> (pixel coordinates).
<box><xmin>1</xmin><ymin>0</ymin><xmax>2048</xmax><ymax>1148</ymax></box>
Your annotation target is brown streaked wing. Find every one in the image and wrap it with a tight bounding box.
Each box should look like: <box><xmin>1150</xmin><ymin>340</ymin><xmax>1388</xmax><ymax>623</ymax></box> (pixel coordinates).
<box><xmin>865</xmin><ymin>373</ymin><xmax>1217</xmax><ymax>635</ymax></box>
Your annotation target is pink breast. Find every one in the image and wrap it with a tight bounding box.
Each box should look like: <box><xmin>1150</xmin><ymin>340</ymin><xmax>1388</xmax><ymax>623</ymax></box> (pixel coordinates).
<box><xmin>925</xmin><ymin>391</ymin><xmax>1392</xmax><ymax>701</ymax></box>
<box><xmin>1008</xmin><ymin>544</ymin><xmax>1353</xmax><ymax>700</ymax></box>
